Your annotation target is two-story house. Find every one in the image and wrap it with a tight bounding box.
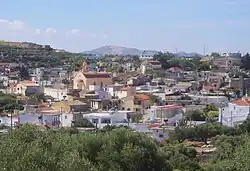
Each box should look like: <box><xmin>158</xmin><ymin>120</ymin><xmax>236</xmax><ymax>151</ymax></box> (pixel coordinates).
<box><xmin>141</xmin><ymin>60</ymin><xmax>162</xmax><ymax>74</ymax></box>
<box><xmin>121</xmin><ymin>94</ymin><xmax>150</xmax><ymax>113</ymax></box>
<box><xmin>117</xmin><ymin>87</ymin><xmax>136</xmax><ymax>99</ymax></box>
<box><xmin>219</xmin><ymin>98</ymin><xmax>250</xmax><ymax>127</ymax></box>
<box><xmin>15</xmin><ymin>81</ymin><xmax>40</xmax><ymax>96</ymax></box>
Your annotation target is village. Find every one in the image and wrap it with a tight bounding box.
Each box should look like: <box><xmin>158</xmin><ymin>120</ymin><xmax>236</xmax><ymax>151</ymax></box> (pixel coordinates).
<box><xmin>0</xmin><ymin>45</ymin><xmax>249</xmax><ymax>146</ymax></box>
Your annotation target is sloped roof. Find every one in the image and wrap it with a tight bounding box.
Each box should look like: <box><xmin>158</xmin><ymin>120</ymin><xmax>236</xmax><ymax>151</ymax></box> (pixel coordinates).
<box><xmin>232</xmin><ymin>99</ymin><xmax>250</xmax><ymax>106</ymax></box>
<box><xmin>83</xmin><ymin>72</ymin><xmax>111</xmax><ymax>78</ymax></box>
<box><xmin>134</xmin><ymin>94</ymin><xmax>150</xmax><ymax>101</ymax></box>
<box><xmin>167</xmin><ymin>67</ymin><xmax>183</xmax><ymax>71</ymax></box>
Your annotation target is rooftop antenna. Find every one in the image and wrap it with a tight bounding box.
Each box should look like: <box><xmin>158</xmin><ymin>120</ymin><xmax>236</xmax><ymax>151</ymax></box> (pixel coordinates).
<box><xmin>203</xmin><ymin>44</ymin><xmax>206</xmax><ymax>56</ymax></box>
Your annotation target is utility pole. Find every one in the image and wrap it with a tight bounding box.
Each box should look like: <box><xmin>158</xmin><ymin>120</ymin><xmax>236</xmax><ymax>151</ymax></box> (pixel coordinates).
<box><xmin>10</xmin><ymin>110</ymin><xmax>13</xmax><ymax>131</ymax></box>
<box><xmin>60</xmin><ymin>107</ymin><xmax>63</xmax><ymax>128</ymax></box>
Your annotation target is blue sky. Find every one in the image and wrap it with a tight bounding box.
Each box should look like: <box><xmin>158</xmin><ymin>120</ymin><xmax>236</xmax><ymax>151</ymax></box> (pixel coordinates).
<box><xmin>0</xmin><ymin>0</ymin><xmax>250</xmax><ymax>53</ymax></box>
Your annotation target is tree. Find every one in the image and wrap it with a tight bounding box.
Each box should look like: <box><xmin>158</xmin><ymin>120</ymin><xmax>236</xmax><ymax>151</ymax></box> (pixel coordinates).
<box><xmin>153</xmin><ymin>52</ymin><xmax>175</xmax><ymax>69</ymax></box>
<box><xmin>0</xmin><ymin>124</ymin><xmax>172</xmax><ymax>171</ymax></box>
<box><xmin>3</xmin><ymin>103</ymin><xmax>24</xmax><ymax>113</ymax></box>
<box><xmin>241</xmin><ymin>53</ymin><xmax>250</xmax><ymax>70</ymax></box>
<box><xmin>203</xmin><ymin>104</ymin><xmax>218</xmax><ymax>116</ymax></box>
<box><xmin>185</xmin><ymin>109</ymin><xmax>206</xmax><ymax>121</ymax></box>
<box><xmin>198</xmin><ymin>63</ymin><xmax>211</xmax><ymax>71</ymax></box>
<box><xmin>0</xmin><ymin>93</ymin><xmax>17</xmax><ymax>112</ymax></box>
<box><xmin>206</xmin><ymin>136</ymin><xmax>250</xmax><ymax>171</ymax></box>
<box><xmin>211</xmin><ymin>134</ymin><xmax>245</xmax><ymax>161</ymax></box>
<box><xmin>195</xmin><ymin>123</ymin><xmax>220</xmax><ymax>144</ymax></box>
<box><xmin>19</xmin><ymin>66</ymin><xmax>30</xmax><ymax>80</ymax></box>
<box><xmin>161</xmin><ymin>143</ymin><xmax>201</xmax><ymax>171</ymax></box>
<box><xmin>238</xmin><ymin>117</ymin><xmax>250</xmax><ymax>133</ymax></box>
<box><xmin>211</xmin><ymin>52</ymin><xmax>221</xmax><ymax>58</ymax></box>
<box><xmin>206</xmin><ymin>110</ymin><xmax>219</xmax><ymax>121</ymax></box>
<box><xmin>149</xmin><ymin>94</ymin><xmax>159</xmax><ymax>105</ymax></box>
<box><xmin>72</xmin><ymin>118</ymin><xmax>95</xmax><ymax>128</ymax></box>
<box><xmin>31</xmin><ymin>93</ymin><xmax>45</xmax><ymax>102</ymax></box>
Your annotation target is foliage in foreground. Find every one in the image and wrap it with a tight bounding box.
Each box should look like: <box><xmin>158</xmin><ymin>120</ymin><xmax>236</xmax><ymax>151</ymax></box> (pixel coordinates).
<box><xmin>0</xmin><ymin>125</ymin><xmax>174</xmax><ymax>171</ymax></box>
<box><xmin>3</xmin><ymin>121</ymin><xmax>250</xmax><ymax>171</ymax></box>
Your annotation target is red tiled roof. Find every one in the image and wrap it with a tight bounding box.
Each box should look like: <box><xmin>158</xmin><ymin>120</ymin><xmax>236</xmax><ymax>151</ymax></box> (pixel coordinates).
<box><xmin>203</xmin><ymin>85</ymin><xmax>218</xmax><ymax>90</ymax></box>
<box><xmin>167</xmin><ymin>67</ymin><xmax>183</xmax><ymax>71</ymax></box>
<box><xmin>149</xmin><ymin>123</ymin><xmax>161</xmax><ymax>128</ymax></box>
<box><xmin>232</xmin><ymin>99</ymin><xmax>250</xmax><ymax>106</ymax></box>
<box><xmin>83</xmin><ymin>72</ymin><xmax>111</xmax><ymax>78</ymax></box>
<box><xmin>148</xmin><ymin>61</ymin><xmax>161</xmax><ymax>65</ymax></box>
<box><xmin>20</xmin><ymin>81</ymin><xmax>38</xmax><ymax>86</ymax></box>
<box><xmin>120</xmin><ymin>87</ymin><xmax>134</xmax><ymax>91</ymax></box>
<box><xmin>134</xmin><ymin>94</ymin><xmax>150</xmax><ymax>101</ymax></box>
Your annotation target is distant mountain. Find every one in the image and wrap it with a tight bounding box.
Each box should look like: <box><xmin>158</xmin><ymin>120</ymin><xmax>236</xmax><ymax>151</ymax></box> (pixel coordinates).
<box><xmin>174</xmin><ymin>51</ymin><xmax>203</xmax><ymax>58</ymax></box>
<box><xmin>82</xmin><ymin>45</ymin><xmax>203</xmax><ymax>58</ymax></box>
<box><xmin>82</xmin><ymin>45</ymin><xmax>158</xmax><ymax>56</ymax></box>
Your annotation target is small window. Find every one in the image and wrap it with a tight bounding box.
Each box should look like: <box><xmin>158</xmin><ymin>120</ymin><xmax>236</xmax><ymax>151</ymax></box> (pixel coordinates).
<box><xmin>101</xmin><ymin>118</ymin><xmax>111</xmax><ymax>124</ymax></box>
<box><xmin>92</xmin><ymin>119</ymin><xmax>98</xmax><ymax>123</ymax></box>
<box><xmin>159</xmin><ymin>134</ymin><xmax>164</xmax><ymax>138</ymax></box>
<box><xmin>65</xmin><ymin>115</ymin><xmax>67</xmax><ymax>119</ymax></box>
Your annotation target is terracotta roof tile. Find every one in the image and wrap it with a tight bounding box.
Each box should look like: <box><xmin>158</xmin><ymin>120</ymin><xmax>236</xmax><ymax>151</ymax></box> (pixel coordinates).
<box><xmin>167</xmin><ymin>67</ymin><xmax>183</xmax><ymax>71</ymax></box>
<box><xmin>232</xmin><ymin>99</ymin><xmax>250</xmax><ymax>106</ymax></box>
<box><xmin>20</xmin><ymin>81</ymin><xmax>38</xmax><ymax>86</ymax></box>
<box><xmin>134</xmin><ymin>94</ymin><xmax>150</xmax><ymax>101</ymax></box>
<box><xmin>120</xmin><ymin>87</ymin><xmax>134</xmax><ymax>91</ymax></box>
<box><xmin>148</xmin><ymin>61</ymin><xmax>161</xmax><ymax>65</ymax></box>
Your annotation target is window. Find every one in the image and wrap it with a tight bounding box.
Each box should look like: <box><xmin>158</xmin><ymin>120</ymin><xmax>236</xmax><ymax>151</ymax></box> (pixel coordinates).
<box><xmin>159</xmin><ymin>134</ymin><xmax>164</xmax><ymax>138</ymax></box>
<box><xmin>101</xmin><ymin>118</ymin><xmax>111</xmax><ymax>124</ymax></box>
<box><xmin>92</xmin><ymin>119</ymin><xmax>98</xmax><ymax>123</ymax></box>
<box><xmin>65</xmin><ymin>115</ymin><xmax>67</xmax><ymax>119</ymax></box>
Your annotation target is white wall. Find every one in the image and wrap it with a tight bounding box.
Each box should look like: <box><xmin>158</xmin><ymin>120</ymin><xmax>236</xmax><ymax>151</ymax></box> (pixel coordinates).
<box><xmin>43</xmin><ymin>87</ymin><xmax>68</xmax><ymax>101</ymax></box>
<box><xmin>219</xmin><ymin>104</ymin><xmax>250</xmax><ymax>127</ymax></box>
<box><xmin>61</xmin><ymin>113</ymin><xmax>73</xmax><ymax>127</ymax></box>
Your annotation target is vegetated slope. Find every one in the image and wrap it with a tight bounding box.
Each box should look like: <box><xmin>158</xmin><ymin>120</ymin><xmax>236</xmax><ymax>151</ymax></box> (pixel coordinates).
<box><xmin>0</xmin><ymin>40</ymin><xmax>81</xmax><ymax>60</ymax></box>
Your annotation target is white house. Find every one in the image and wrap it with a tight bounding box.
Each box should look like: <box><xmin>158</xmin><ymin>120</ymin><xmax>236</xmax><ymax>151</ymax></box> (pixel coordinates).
<box><xmin>219</xmin><ymin>98</ymin><xmax>250</xmax><ymax>127</ymax></box>
<box><xmin>0</xmin><ymin>75</ymin><xmax>8</xmax><ymax>87</ymax></box>
<box><xmin>145</xmin><ymin>105</ymin><xmax>184</xmax><ymax>124</ymax></box>
<box><xmin>43</xmin><ymin>87</ymin><xmax>68</xmax><ymax>101</ymax></box>
<box><xmin>140</xmin><ymin>51</ymin><xmax>158</xmax><ymax>60</ymax></box>
<box><xmin>116</xmin><ymin>86</ymin><xmax>136</xmax><ymax>99</ymax></box>
<box><xmin>141</xmin><ymin>60</ymin><xmax>162</xmax><ymax>74</ymax></box>
<box><xmin>105</xmin><ymin>84</ymin><xmax>124</xmax><ymax>98</ymax></box>
<box><xmin>82</xmin><ymin>110</ymin><xmax>134</xmax><ymax>129</ymax></box>
<box><xmin>88</xmin><ymin>84</ymin><xmax>111</xmax><ymax>100</ymax></box>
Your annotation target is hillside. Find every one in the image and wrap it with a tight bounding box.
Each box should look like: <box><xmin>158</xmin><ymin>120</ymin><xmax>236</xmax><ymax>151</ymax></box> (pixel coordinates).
<box><xmin>0</xmin><ymin>40</ymin><xmax>80</xmax><ymax>60</ymax></box>
<box><xmin>83</xmin><ymin>45</ymin><xmax>158</xmax><ymax>56</ymax></box>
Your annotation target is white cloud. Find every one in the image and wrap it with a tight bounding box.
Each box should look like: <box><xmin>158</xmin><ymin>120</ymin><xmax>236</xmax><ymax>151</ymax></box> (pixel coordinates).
<box><xmin>45</xmin><ymin>28</ymin><xmax>57</xmax><ymax>34</ymax></box>
<box><xmin>66</xmin><ymin>29</ymin><xmax>80</xmax><ymax>36</ymax></box>
<box><xmin>71</xmin><ymin>29</ymin><xmax>80</xmax><ymax>34</ymax></box>
<box><xmin>0</xmin><ymin>19</ymin><xmax>25</xmax><ymax>31</ymax></box>
<box><xmin>0</xmin><ymin>19</ymin><xmax>108</xmax><ymax>52</ymax></box>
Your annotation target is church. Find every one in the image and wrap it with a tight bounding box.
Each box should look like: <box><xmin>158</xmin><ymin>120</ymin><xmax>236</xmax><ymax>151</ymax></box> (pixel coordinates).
<box><xmin>73</xmin><ymin>62</ymin><xmax>112</xmax><ymax>90</ymax></box>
